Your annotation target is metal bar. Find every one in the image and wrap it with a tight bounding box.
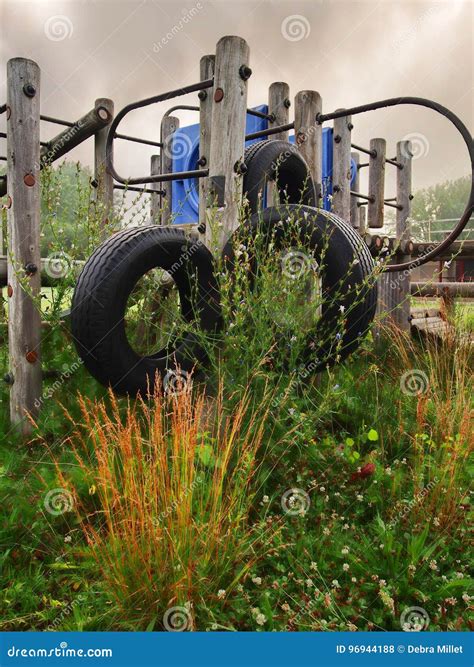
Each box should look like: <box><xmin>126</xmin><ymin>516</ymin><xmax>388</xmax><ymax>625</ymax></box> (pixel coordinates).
<box><xmin>40</xmin><ymin>114</ymin><xmax>75</xmax><ymax>127</ymax></box>
<box><xmin>357</xmin><ymin>162</ymin><xmax>369</xmax><ymax>169</ymax></box>
<box><xmin>0</xmin><ymin>103</ymin><xmax>6</xmax><ymax>115</ymax></box>
<box><xmin>350</xmin><ymin>190</ymin><xmax>375</xmax><ymax>202</ymax></box>
<box><xmin>105</xmin><ymin>78</ymin><xmax>213</xmax><ymax>186</ymax></box>
<box><xmin>247</xmin><ymin>107</ymin><xmax>274</xmax><ymax>121</ymax></box>
<box><xmin>114</xmin><ymin>133</ymin><xmax>163</xmax><ymax>148</ymax></box>
<box><xmin>113</xmin><ymin>183</ymin><xmax>165</xmax><ymax>195</ymax></box>
<box><xmin>386</xmin><ymin>157</ymin><xmax>403</xmax><ymax>169</ymax></box>
<box><xmin>316</xmin><ymin>96</ymin><xmax>473</xmax><ymax>273</ymax></box>
<box><xmin>245</xmin><ymin>121</ymin><xmax>294</xmax><ymax>141</ymax></box>
<box><xmin>384</xmin><ymin>200</ymin><xmax>403</xmax><ymax>210</ymax></box>
<box><xmin>350</xmin><ymin>142</ymin><xmax>376</xmax><ymax>158</ymax></box>
<box><xmin>0</xmin><ymin>156</ymin><xmax>6</xmax><ymax>161</ymax></box>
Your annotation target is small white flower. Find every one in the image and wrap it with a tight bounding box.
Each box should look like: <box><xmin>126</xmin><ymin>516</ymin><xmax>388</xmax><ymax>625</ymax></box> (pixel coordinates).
<box><xmin>262</xmin><ymin>495</ymin><xmax>270</xmax><ymax>504</ymax></box>
<box><xmin>64</xmin><ymin>535</ymin><xmax>72</xmax><ymax>543</ymax></box>
<box><xmin>306</xmin><ymin>579</ymin><xmax>314</xmax><ymax>587</ymax></box>
<box><xmin>256</xmin><ymin>613</ymin><xmax>266</xmax><ymax>626</ymax></box>
<box><xmin>252</xmin><ymin>576</ymin><xmax>262</xmax><ymax>586</ymax></box>
<box><xmin>341</xmin><ymin>546</ymin><xmax>349</xmax><ymax>555</ymax></box>
<box><xmin>356</xmin><ymin>494</ymin><xmax>363</xmax><ymax>501</ymax></box>
<box><xmin>339</xmin><ymin>305</ymin><xmax>345</xmax><ymax>313</ymax></box>
<box><xmin>310</xmin><ymin>561</ymin><xmax>318</xmax><ymax>571</ymax></box>
<box><xmin>351</xmin><ymin>577</ymin><xmax>357</xmax><ymax>583</ymax></box>
<box><xmin>319</xmin><ymin>486</ymin><xmax>326</xmax><ymax>493</ymax></box>
<box><xmin>217</xmin><ymin>589</ymin><xmax>226</xmax><ymax>599</ymax></box>
<box><xmin>342</xmin><ymin>563</ymin><xmax>350</xmax><ymax>572</ymax></box>
<box><xmin>331</xmin><ymin>579</ymin><xmax>341</xmax><ymax>589</ymax></box>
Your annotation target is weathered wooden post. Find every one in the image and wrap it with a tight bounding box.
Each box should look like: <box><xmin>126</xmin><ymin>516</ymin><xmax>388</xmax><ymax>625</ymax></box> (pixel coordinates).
<box><xmin>94</xmin><ymin>98</ymin><xmax>114</xmax><ymax>235</ymax></box>
<box><xmin>6</xmin><ymin>58</ymin><xmax>42</xmax><ymax>435</ymax></box>
<box><xmin>206</xmin><ymin>36</ymin><xmax>250</xmax><ymax>252</ymax></box>
<box><xmin>161</xmin><ymin>115</ymin><xmax>179</xmax><ymax>225</ymax></box>
<box><xmin>375</xmin><ymin>140</ymin><xmax>412</xmax><ymax>336</ymax></box>
<box><xmin>267</xmin><ymin>82</ymin><xmax>290</xmax><ymax>205</ymax></box>
<box><xmin>294</xmin><ymin>91</ymin><xmax>322</xmax><ymax>204</ymax></box>
<box><xmin>367</xmin><ymin>138</ymin><xmax>386</xmax><ymax>229</ymax></box>
<box><xmin>198</xmin><ymin>54</ymin><xmax>215</xmax><ymax>237</ymax></box>
<box><xmin>332</xmin><ymin>110</ymin><xmax>352</xmax><ymax>221</ymax></box>
<box><xmin>150</xmin><ymin>154</ymin><xmax>161</xmax><ymax>223</ymax></box>
<box><xmin>350</xmin><ymin>151</ymin><xmax>360</xmax><ymax>229</ymax></box>
<box><xmin>359</xmin><ymin>205</ymin><xmax>367</xmax><ymax>235</ymax></box>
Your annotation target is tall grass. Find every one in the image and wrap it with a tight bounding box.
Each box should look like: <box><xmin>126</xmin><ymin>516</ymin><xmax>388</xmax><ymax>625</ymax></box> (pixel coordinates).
<box><xmin>55</xmin><ymin>381</ymin><xmax>280</xmax><ymax>630</ymax></box>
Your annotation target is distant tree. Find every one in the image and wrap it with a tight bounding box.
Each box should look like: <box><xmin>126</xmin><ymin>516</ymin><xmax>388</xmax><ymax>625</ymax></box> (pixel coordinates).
<box><xmin>410</xmin><ymin>175</ymin><xmax>471</xmax><ymax>241</ymax></box>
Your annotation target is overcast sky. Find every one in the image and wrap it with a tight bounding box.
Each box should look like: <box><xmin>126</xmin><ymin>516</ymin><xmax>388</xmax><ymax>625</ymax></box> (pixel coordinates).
<box><xmin>1</xmin><ymin>0</ymin><xmax>472</xmax><ymax>198</ymax></box>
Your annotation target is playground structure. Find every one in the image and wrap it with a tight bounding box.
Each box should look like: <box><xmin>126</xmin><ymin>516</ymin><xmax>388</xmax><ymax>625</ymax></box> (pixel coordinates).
<box><xmin>1</xmin><ymin>36</ymin><xmax>473</xmax><ymax>434</ymax></box>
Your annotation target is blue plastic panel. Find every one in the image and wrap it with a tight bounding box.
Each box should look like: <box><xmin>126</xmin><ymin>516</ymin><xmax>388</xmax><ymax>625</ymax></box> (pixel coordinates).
<box><xmin>170</xmin><ymin>109</ymin><xmax>356</xmax><ymax>222</ymax></box>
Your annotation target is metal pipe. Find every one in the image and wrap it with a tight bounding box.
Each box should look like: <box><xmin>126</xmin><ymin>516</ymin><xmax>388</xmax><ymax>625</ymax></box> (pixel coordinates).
<box><xmin>350</xmin><ymin>190</ymin><xmax>375</xmax><ymax>202</ymax></box>
<box><xmin>386</xmin><ymin>157</ymin><xmax>402</xmax><ymax>169</ymax></box>
<box><xmin>0</xmin><ymin>104</ymin><xmax>6</xmax><ymax>115</ymax></box>
<box><xmin>113</xmin><ymin>183</ymin><xmax>165</xmax><ymax>195</ymax></box>
<box><xmin>357</xmin><ymin>162</ymin><xmax>369</xmax><ymax>169</ymax></box>
<box><xmin>114</xmin><ymin>133</ymin><xmax>163</xmax><ymax>148</ymax></box>
<box><xmin>105</xmin><ymin>78</ymin><xmax>214</xmax><ymax>185</ymax></box>
<box><xmin>40</xmin><ymin>114</ymin><xmax>75</xmax><ymax>127</ymax></box>
<box><xmin>245</xmin><ymin>121</ymin><xmax>294</xmax><ymax>141</ymax></box>
<box><xmin>350</xmin><ymin>142</ymin><xmax>377</xmax><ymax>158</ymax></box>
<box><xmin>384</xmin><ymin>200</ymin><xmax>403</xmax><ymax>210</ymax></box>
<box><xmin>316</xmin><ymin>96</ymin><xmax>473</xmax><ymax>273</ymax></box>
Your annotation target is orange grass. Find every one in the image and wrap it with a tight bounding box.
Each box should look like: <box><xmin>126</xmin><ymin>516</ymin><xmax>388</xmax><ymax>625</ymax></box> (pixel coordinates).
<box><xmin>55</xmin><ymin>381</ymin><xmax>281</xmax><ymax>629</ymax></box>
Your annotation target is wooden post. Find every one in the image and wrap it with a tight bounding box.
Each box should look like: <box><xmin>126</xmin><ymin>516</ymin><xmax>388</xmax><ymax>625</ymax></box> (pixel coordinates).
<box><xmin>150</xmin><ymin>154</ymin><xmax>161</xmax><ymax>223</ymax></box>
<box><xmin>161</xmin><ymin>115</ymin><xmax>179</xmax><ymax>225</ymax></box>
<box><xmin>332</xmin><ymin>110</ymin><xmax>352</xmax><ymax>221</ymax></box>
<box><xmin>198</xmin><ymin>55</ymin><xmax>215</xmax><ymax>237</ymax></box>
<box><xmin>94</xmin><ymin>98</ymin><xmax>114</xmax><ymax>235</ymax></box>
<box><xmin>367</xmin><ymin>138</ymin><xmax>386</xmax><ymax>229</ymax></box>
<box><xmin>6</xmin><ymin>58</ymin><xmax>42</xmax><ymax>435</ymax></box>
<box><xmin>267</xmin><ymin>82</ymin><xmax>290</xmax><ymax>205</ymax></box>
<box><xmin>375</xmin><ymin>140</ymin><xmax>412</xmax><ymax>337</ymax></box>
<box><xmin>294</xmin><ymin>91</ymin><xmax>322</xmax><ymax>204</ymax></box>
<box><xmin>350</xmin><ymin>151</ymin><xmax>360</xmax><ymax>229</ymax></box>
<box><xmin>359</xmin><ymin>205</ymin><xmax>367</xmax><ymax>235</ymax></box>
<box><xmin>207</xmin><ymin>36</ymin><xmax>250</xmax><ymax>251</ymax></box>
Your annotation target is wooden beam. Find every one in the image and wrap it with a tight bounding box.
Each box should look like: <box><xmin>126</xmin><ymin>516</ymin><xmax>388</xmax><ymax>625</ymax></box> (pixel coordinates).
<box><xmin>350</xmin><ymin>151</ymin><xmax>360</xmax><ymax>229</ymax></box>
<box><xmin>411</xmin><ymin>281</ymin><xmax>474</xmax><ymax>298</ymax></box>
<box><xmin>6</xmin><ymin>58</ymin><xmax>42</xmax><ymax>435</ymax></box>
<box><xmin>367</xmin><ymin>138</ymin><xmax>386</xmax><ymax>229</ymax></box>
<box><xmin>198</xmin><ymin>54</ymin><xmax>215</xmax><ymax>237</ymax></box>
<box><xmin>332</xmin><ymin>110</ymin><xmax>351</xmax><ymax>221</ymax></box>
<box><xmin>94</xmin><ymin>98</ymin><xmax>114</xmax><ymax>236</ymax></box>
<box><xmin>294</xmin><ymin>90</ymin><xmax>322</xmax><ymax>204</ymax></box>
<box><xmin>150</xmin><ymin>154</ymin><xmax>161</xmax><ymax>223</ymax></box>
<box><xmin>161</xmin><ymin>115</ymin><xmax>179</xmax><ymax>225</ymax></box>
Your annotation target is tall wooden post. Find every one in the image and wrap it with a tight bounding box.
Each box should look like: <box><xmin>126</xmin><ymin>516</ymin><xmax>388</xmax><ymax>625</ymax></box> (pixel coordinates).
<box><xmin>94</xmin><ymin>98</ymin><xmax>114</xmax><ymax>235</ymax></box>
<box><xmin>6</xmin><ymin>58</ymin><xmax>42</xmax><ymax>435</ymax></box>
<box><xmin>207</xmin><ymin>36</ymin><xmax>250</xmax><ymax>252</ymax></box>
<box><xmin>150</xmin><ymin>154</ymin><xmax>161</xmax><ymax>223</ymax></box>
<box><xmin>161</xmin><ymin>115</ymin><xmax>179</xmax><ymax>225</ymax></box>
<box><xmin>267</xmin><ymin>82</ymin><xmax>290</xmax><ymax>206</ymax></box>
<box><xmin>367</xmin><ymin>138</ymin><xmax>386</xmax><ymax>229</ymax></box>
<box><xmin>198</xmin><ymin>55</ymin><xmax>215</xmax><ymax>237</ymax></box>
<box><xmin>375</xmin><ymin>140</ymin><xmax>412</xmax><ymax>336</ymax></box>
<box><xmin>332</xmin><ymin>111</ymin><xmax>352</xmax><ymax>221</ymax></box>
<box><xmin>350</xmin><ymin>151</ymin><xmax>360</xmax><ymax>229</ymax></box>
<box><xmin>294</xmin><ymin>91</ymin><xmax>322</xmax><ymax>204</ymax></box>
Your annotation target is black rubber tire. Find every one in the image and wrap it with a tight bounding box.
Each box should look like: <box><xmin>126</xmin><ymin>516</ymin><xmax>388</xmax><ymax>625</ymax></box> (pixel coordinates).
<box><xmin>243</xmin><ymin>140</ymin><xmax>317</xmax><ymax>213</ymax></box>
<box><xmin>222</xmin><ymin>205</ymin><xmax>377</xmax><ymax>369</ymax></box>
<box><xmin>71</xmin><ymin>225</ymin><xmax>221</xmax><ymax>396</ymax></box>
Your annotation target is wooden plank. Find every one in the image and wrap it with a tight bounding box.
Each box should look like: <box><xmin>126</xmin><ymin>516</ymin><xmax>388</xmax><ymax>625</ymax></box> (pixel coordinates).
<box><xmin>94</xmin><ymin>98</ymin><xmax>114</xmax><ymax>236</ymax></box>
<box><xmin>198</xmin><ymin>55</ymin><xmax>215</xmax><ymax>237</ymax></box>
<box><xmin>332</xmin><ymin>110</ymin><xmax>351</xmax><ymax>221</ymax></box>
<box><xmin>161</xmin><ymin>115</ymin><xmax>179</xmax><ymax>225</ymax></box>
<box><xmin>367</xmin><ymin>138</ymin><xmax>385</xmax><ymax>229</ymax></box>
<box><xmin>0</xmin><ymin>256</ymin><xmax>84</xmax><ymax>287</ymax></box>
<box><xmin>350</xmin><ymin>151</ymin><xmax>360</xmax><ymax>229</ymax></box>
<box><xmin>294</xmin><ymin>90</ymin><xmax>322</xmax><ymax>204</ymax></box>
<box><xmin>411</xmin><ymin>281</ymin><xmax>474</xmax><ymax>298</ymax></box>
<box><xmin>207</xmin><ymin>36</ymin><xmax>250</xmax><ymax>251</ymax></box>
<box><xmin>6</xmin><ymin>58</ymin><xmax>42</xmax><ymax>435</ymax></box>
<box><xmin>267</xmin><ymin>82</ymin><xmax>290</xmax><ymax>206</ymax></box>
<box><xmin>150</xmin><ymin>154</ymin><xmax>161</xmax><ymax>223</ymax></box>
